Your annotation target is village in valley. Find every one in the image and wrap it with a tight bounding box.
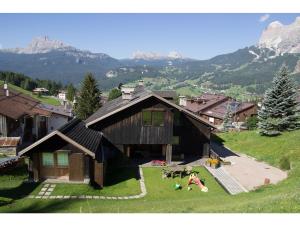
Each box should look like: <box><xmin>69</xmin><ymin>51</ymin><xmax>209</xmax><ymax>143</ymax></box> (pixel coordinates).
<box><xmin>0</xmin><ymin>13</ymin><xmax>300</xmax><ymax>214</ymax></box>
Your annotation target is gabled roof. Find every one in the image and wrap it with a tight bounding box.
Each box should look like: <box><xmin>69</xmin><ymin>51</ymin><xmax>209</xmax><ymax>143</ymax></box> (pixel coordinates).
<box><xmin>38</xmin><ymin>103</ymin><xmax>73</xmax><ymax>117</ymax></box>
<box><xmin>85</xmin><ymin>89</ymin><xmax>216</xmax><ymax>129</ymax></box>
<box><xmin>185</xmin><ymin>93</ymin><xmax>229</xmax><ymax>113</ymax></box>
<box><xmin>19</xmin><ymin>118</ymin><xmax>102</xmax><ymax>158</ymax></box>
<box><xmin>202</xmin><ymin>100</ymin><xmax>256</xmax><ymax>119</ymax></box>
<box><xmin>0</xmin><ymin>88</ymin><xmax>50</xmax><ymax>119</ymax></box>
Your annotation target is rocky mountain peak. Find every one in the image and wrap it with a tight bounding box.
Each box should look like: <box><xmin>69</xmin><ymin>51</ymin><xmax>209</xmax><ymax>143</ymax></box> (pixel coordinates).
<box><xmin>132</xmin><ymin>50</ymin><xmax>184</xmax><ymax>60</ymax></box>
<box><xmin>3</xmin><ymin>36</ymin><xmax>72</xmax><ymax>54</ymax></box>
<box><xmin>258</xmin><ymin>17</ymin><xmax>300</xmax><ymax>54</ymax></box>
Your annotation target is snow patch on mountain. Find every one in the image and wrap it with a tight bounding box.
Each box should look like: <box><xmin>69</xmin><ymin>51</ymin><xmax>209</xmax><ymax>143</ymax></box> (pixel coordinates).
<box><xmin>248</xmin><ymin>50</ymin><xmax>260</xmax><ymax>60</ymax></box>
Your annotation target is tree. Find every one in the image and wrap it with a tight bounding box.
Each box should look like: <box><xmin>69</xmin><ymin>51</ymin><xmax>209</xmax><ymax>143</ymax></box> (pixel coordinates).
<box><xmin>246</xmin><ymin>115</ymin><xmax>258</xmax><ymax>130</ymax></box>
<box><xmin>66</xmin><ymin>83</ymin><xmax>76</xmax><ymax>102</ymax></box>
<box><xmin>108</xmin><ymin>88</ymin><xmax>122</xmax><ymax>101</ymax></box>
<box><xmin>223</xmin><ymin>103</ymin><xmax>233</xmax><ymax>131</ymax></box>
<box><xmin>258</xmin><ymin>67</ymin><xmax>300</xmax><ymax>136</ymax></box>
<box><xmin>75</xmin><ymin>73</ymin><xmax>101</xmax><ymax>120</ymax></box>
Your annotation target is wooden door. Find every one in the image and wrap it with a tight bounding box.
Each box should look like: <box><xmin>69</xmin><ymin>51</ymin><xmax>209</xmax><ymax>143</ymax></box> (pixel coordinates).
<box><xmin>69</xmin><ymin>153</ymin><xmax>85</xmax><ymax>181</ymax></box>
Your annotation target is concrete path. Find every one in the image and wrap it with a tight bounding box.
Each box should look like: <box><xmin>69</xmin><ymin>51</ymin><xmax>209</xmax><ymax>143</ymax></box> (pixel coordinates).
<box><xmin>205</xmin><ymin>165</ymin><xmax>248</xmax><ymax>195</ymax></box>
<box><xmin>223</xmin><ymin>152</ymin><xmax>288</xmax><ymax>191</ymax></box>
<box><xmin>27</xmin><ymin>166</ymin><xmax>147</xmax><ymax>200</ymax></box>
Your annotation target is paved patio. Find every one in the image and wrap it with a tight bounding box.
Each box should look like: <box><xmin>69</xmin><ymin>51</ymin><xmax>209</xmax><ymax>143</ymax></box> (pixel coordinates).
<box><xmin>223</xmin><ymin>152</ymin><xmax>288</xmax><ymax>191</ymax></box>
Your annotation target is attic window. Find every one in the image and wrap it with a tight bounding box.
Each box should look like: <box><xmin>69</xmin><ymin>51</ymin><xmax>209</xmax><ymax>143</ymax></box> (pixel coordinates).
<box><xmin>142</xmin><ymin>110</ymin><xmax>165</xmax><ymax>127</ymax></box>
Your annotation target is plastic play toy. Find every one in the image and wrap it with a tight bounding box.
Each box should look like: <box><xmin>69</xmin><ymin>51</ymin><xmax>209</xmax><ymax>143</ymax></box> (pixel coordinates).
<box><xmin>188</xmin><ymin>173</ymin><xmax>208</xmax><ymax>192</ymax></box>
<box><xmin>174</xmin><ymin>183</ymin><xmax>182</xmax><ymax>190</ymax></box>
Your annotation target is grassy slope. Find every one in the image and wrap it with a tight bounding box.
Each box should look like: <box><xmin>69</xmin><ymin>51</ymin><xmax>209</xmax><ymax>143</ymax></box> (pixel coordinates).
<box><xmin>0</xmin><ymin>130</ymin><xmax>300</xmax><ymax>212</ymax></box>
<box><xmin>0</xmin><ymin>80</ymin><xmax>61</xmax><ymax>106</ymax></box>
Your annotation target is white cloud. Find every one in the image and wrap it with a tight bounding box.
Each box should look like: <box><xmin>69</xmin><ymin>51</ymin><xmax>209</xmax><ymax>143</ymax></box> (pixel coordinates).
<box><xmin>259</xmin><ymin>14</ymin><xmax>270</xmax><ymax>22</ymax></box>
<box><xmin>0</xmin><ymin>43</ymin><xmax>2</xmax><ymax>49</ymax></box>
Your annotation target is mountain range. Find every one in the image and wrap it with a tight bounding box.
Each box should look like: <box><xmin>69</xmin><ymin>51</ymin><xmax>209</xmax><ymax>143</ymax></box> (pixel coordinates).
<box><xmin>1</xmin><ymin>18</ymin><xmax>300</xmax><ymax>94</ymax></box>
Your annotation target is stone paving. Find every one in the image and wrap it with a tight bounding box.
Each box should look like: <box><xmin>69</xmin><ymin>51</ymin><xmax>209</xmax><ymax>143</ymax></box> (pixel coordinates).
<box><xmin>204</xmin><ymin>165</ymin><xmax>248</xmax><ymax>195</ymax></box>
<box><xmin>27</xmin><ymin>166</ymin><xmax>147</xmax><ymax>200</ymax></box>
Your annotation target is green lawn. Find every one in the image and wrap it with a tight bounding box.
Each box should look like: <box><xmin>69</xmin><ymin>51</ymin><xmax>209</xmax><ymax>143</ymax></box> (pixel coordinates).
<box><xmin>52</xmin><ymin>167</ymin><xmax>141</xmax><ymax>196</ymax></box>
<box><xmin>0</xmin><ymin>130</ymin><xmax>300</xmax><ymax>212</ymax></box>
<box><xmin>0</xmin><ymin>80</ymin><xmax>61</xmax><ymax>106</ymax></box>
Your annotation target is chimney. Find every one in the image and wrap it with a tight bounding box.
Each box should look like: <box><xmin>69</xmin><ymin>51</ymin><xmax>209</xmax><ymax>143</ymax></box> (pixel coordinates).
<box><xmin>179</xmin><ymin>96</ymin><xmax>187</xmax><ymax>107</ymax></box>
<box><xmin>3</xmin><ymin>82</ymin><xmax>9</xmax><ymax>97</ymax></box>
<box><xmin>121</xmin><ymin>85</ymin><xmax>135</xmax><ymax>100</ymax></box>
<box><xmin>138</xmin><ymin>79</ymin><xmax>144</xmax><ymax>86</ymax></box>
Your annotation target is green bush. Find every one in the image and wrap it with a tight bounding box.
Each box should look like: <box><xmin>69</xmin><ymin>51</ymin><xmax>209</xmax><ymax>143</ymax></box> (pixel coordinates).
<box><xmin>279</xmin><ymin>156</ymin><xmax>291</xmax><ymax>170</ymax></box>
<box><xmin>246</xmin><ymin>115</ymin><xmax>258</xmax><ymax>130</ymax></box>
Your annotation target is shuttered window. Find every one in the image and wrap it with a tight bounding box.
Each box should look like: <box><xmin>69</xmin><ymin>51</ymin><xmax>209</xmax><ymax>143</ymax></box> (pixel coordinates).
<box><xmin>42</xmin><ymin>153</ymin><xmax>54</xmax><ymax>166</ymax></box>
<box><xmin>57</xmin><ymin>152</ymin><xmax>69</xmax><ymax>167</ymax></box>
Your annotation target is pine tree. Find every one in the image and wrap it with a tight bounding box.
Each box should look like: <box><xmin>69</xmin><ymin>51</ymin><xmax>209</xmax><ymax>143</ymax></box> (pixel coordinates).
<box><xmin>75</xmin><ymin>73</ymin><xmax>101</xmax><ymax>120</ymax></box>
<box><xmin>258</xmin><ymin>67</ymin><xmax>300</xmax><ymax>136</ymax></box>
<box><xmin>223</xmin><ymin>103</ymin><xmax>233</xmax><ymax>131</ymax></box>
<box><xmin>66</xmin><ymin>83</ymin><xmax>76</xmax><ymax>102</ymax></box>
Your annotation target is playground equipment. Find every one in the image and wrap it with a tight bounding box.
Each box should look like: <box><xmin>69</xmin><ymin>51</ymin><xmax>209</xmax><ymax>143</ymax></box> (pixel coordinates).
<box><xmin>188</xmin><ymin>173</ymin><xmax>208</xmax><ymax>192</ymax></box>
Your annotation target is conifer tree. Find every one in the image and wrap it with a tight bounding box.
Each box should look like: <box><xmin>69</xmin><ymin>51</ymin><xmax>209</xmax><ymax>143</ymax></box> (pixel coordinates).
<box><xmin>75</xmin><ymin>73</ymin><xmax>101</xmax><ymax>120</ymax></box>
<box><xmin>66</xmin><ymin>83</ymin><xmax>76</xmax><ymax>102</ymax></box>
<box><xmin>258</xmin><ymin>67</ymin><xmax>300</xmax><ymax>136</ymax></box>
<box><xmin>223</xmin><ymin>103</ymin><xmax>233</xmax><ymax>131</ymax></box>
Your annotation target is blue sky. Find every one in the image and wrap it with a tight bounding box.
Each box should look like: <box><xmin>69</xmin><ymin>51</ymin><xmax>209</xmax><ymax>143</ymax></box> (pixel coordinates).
<box><xmin>0</xmin><ymin>13</ymin><xmax>299</xmax><ymax>59</ymax></box>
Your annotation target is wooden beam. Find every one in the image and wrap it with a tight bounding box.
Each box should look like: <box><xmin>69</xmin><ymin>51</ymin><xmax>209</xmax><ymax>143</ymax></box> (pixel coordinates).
<box><xmin>166</xmin><ymin>144</ymin><xmax>172</xmax><ymax>165</ymax></box>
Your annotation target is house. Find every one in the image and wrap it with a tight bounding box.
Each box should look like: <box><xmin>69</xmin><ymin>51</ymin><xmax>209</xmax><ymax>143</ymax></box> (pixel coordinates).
<box><xmin>32</xmin><ymin>87</ymin><xmax>49</xmax><ymax>95</ymax></box>
<box><xmin>37</xmin><ymin>103</ymin><xmax>73</xmax><ymax>133</ymax></box>
<box><xmin>0</xmin><ymin>84</ymin><xmax>73</xmax><ymax>155</ymax></box>
<box><xmin>179</xmin><ymin>93</ymin><xmax>257</xmax><ymax>127</ymax></box>
<box><xmin>85</xmin><ymin>85</ymin><xmax>214</xmax><ymax>162</ymax></box>
<box><xmin>19</xmin><ymin>84</ymin><xmax>215</xmax><ymax>187</ymax></box>
<box><xmin>18</xmin><ymin>118</ymin><xmax>117</xmax><ymax>187</ymax></box>
<box><xmin>57</xmin><ymin>90</ymin><xmax>67</xmax><ymax>101</ymax></box>
<box><xmin>0</xmin><ymin>85</ymin><xmax>51</xmax><ymax>143</ymax></box>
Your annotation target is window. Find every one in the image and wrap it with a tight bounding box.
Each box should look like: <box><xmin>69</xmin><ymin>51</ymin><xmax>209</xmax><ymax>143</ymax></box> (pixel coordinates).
<box><xmin>152</xmin><ymin>111</ymin><xmax>164</xmax><ymax>126</ymax></box>
<box><xmin>142</xmin><ymin>111</ymin><xmax>152</xmax><ymax>126</ymax></box>
<box><xmin>42</xmin><ymin>153</ymin><xmax>54</xmax><ymax>166</ymax></box>
<box><xmin>57</xmin><ymin>152</ymin><xmax>69</xmax><ymax>167</ymax></box>
<box><xmin>209</xmin><ymin>117</ymin><xmax>215</xmax><ymax>123</ymax></box>
<box><xmin>142</xmin><ymin>110</ymin><xmax>165</xmax><ymax>126</ymax></box>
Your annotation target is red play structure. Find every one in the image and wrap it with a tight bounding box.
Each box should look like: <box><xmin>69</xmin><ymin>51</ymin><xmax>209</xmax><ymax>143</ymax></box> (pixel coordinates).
<box><xmin>188</xmin><ymin>173</ymin><xmax>208</xmax><ymax>192</ymax></box>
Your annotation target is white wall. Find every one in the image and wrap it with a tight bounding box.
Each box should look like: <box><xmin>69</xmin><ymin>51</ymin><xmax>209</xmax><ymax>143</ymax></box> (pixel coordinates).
<box><xmin>47</xmin><ymin>113</ymin><xmax>69</xmax><ymax>133</ymax></box>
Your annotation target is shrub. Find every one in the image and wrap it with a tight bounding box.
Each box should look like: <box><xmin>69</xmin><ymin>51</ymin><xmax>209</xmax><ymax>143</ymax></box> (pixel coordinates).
<box><xmin>246</xmin><ymin>115</ymin><xmax>258</xmax><ymax>130</ymax></box>
<box><xmin>279</xmin><ymin>156</ymin><xmax>291</xmax><ymax>170</ymax></box>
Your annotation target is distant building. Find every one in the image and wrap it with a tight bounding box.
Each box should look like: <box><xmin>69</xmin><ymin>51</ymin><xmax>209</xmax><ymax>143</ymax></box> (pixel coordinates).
<box><xmin>179</xmin><ymin>93</ymin><xmax>257</xmax><ymax>128</ymax></box>
<box><xmin>58</xmin><ymin>90</ymin><xmax>67</xmax><ymax>101</ymax></box>
<box><xmin>32</xmin><ymin>87</ymin><xmax>49</xmax><ymax>95</ymax></box>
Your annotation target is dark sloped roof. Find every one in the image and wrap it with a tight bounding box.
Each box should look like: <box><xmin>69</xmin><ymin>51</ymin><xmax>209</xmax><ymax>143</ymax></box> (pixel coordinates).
<box><xmin>58</xmin><ymin>118</ymin><xmax>102</xmax><ymax>154</ymax></box>
<box><xmin>86</xmin><ymin>88</ymin><xmax>215</xmax><ymax>129</ymax></box>
<box><xmin>19</xmin><ymin>118</ymin><xmax>103</xmax><ymax>159</ymax></box>
<box><xmin>85</xmin><ymin>89</ymin><xmax>151</xmax><ymax>124</ymax></box>
<box><xmin>153</xmin><ymin>90</ymin><xmax>177</xmax><ymax>99</ymax></box>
